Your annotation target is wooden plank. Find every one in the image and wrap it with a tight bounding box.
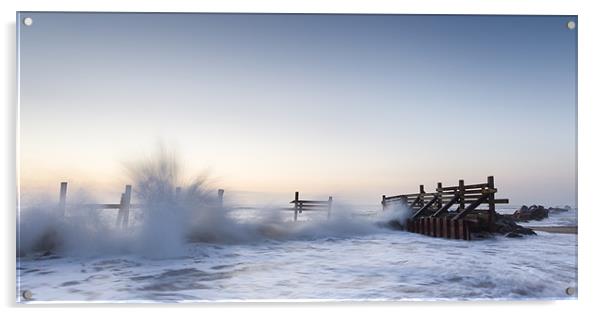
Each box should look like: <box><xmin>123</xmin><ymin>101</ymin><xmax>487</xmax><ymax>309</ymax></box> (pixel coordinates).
<box><xmin>436</xmin><ymin>182</ymin><xmax>443</xmax><ymax>209</ymax></box>
<box><xmin>433</xmin><ymin>218</ymin><xmax>439</xmax><ymax>237</ymax></box>
<box><xmin>452</xmin><ymin>194</ymin><xmax>489</xmax><ymax>220</ymax></box>
<box><xmin>442</xmin><ymin>218</ymin><xmax>449</xmax><ymax>238</ymax></box>
<box><xmin>487</xmin><ymin>176</ymin><xmax>496</xmax><ymax>231</ymax></box>
<box><xmin>441</xmin><ymin>183</ymin><xmax>487</xmax><ymax>190</ymax></box>
<box><xmin>458</xmin><ymin>220</ymin><xmax>465</xmax><ymax>240</ymax></box>
<box><xmin>292</xmin><ymin>200</ymin><xmax>331</xmax><ymax>204</ymax></box>
<box><xmin>115</xmin><ymin>194</ymin><xmax>125</xmax><ymax>228</ymax></box>
<box><xmin>122</xmin><ymin>185</ymin><xmax>132</xmax><ymax>229</ymax></box>
<box><xmin>411</xmin><ymin>196</ymin><xmax>440</xmax><ymax>220</ymax></box>
<box><xmin>458</xmin><ymin>179</ymin><xmax>465</xmax><ymax>211</ymax></box>
<box><xmin>432</xmin><ymin>194</ymin><xmax>460</xmax><ymax>217</ymax></box>
<box><xmin>59</xmin><ymin>182</ymin><xmax>67</xmax><ymax>216</ymax></box>
<box><xmin>293</xmin><ymin>191</ymin><xmax>299</xmax><ymax>221</ymax></box>
<box><xmin>464</xmin><ymin>220</ymin><xmax>472</xmax><ymax>240</ymax></box>
<box><xmin>450</xmin><ymin>219</ymin><xmax>460</xmax><ymax>239</ymax></box>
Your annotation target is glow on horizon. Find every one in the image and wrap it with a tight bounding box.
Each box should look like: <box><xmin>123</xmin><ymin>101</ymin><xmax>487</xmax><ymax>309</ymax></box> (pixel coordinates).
<box><xmin>18</xmin><ymin>13</ymin><xmax>577</xmax><ymax>206</ymax></box>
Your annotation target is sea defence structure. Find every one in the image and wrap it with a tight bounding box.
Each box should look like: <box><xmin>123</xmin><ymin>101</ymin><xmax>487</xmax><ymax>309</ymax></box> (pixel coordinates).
<box><xmin>381</xmin><ymin>176</ymin><xmax>509</xmax><ymax>240</ymax></box>
<box><xmin>53</xmin><ymin>182</ymin><xmax>331</xmax><ymax>227</ymax></box>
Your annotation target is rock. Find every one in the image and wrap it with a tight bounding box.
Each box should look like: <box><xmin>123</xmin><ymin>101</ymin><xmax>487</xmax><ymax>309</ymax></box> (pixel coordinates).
<box><xmin>505</xmin><ymin>232</ymin><xmax>523</xmax><ymax>238</ymax></box>
<box><xmin>494</xmin><ymin>213</ymin><xmax>536</xmax><ymax>237</ymax></box>
<box><xmin>513</xmin><ymin>204</ymin><xmax>549</xmax><ymax>221</ymax></box>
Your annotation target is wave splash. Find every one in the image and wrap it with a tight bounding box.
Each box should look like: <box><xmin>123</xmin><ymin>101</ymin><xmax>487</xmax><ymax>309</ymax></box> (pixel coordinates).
<box><xmin>17</xmin><ymin>148</ymin><xmax>411</xmax><ymax>258</ymax></box>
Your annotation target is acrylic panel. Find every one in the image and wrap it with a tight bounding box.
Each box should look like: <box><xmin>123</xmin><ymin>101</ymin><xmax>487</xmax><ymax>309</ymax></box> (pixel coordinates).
<box><xmin>16</xmin><ymin>12</ymin><xmax>577</xmax><ymax>302</ymax></box>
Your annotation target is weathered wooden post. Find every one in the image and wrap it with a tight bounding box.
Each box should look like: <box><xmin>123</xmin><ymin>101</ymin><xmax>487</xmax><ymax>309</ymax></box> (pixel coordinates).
<box><xmin>327</xmin><ymin>196</ymin><xmax>333</xmax><ymax>219</ymax></box>
<box><xmin>293</xmin><ymin>191</ymin><xmax>299</xmax><ymax>221</ymax></box>
<box><xmin>487</xmin><ymin>176</ymin><xmax>496</xmax><ymax>232</ymax></box>
<box><xmin>218</xmin><ymin>189</ymin><xmax>224</xmax><ymax>207</ymax></box>
<box><xmin>123</xmin><ymin>184</ymin><xmax>132</xmax><ymax>228</ymax></box>
<box><xmin>441</xmin><ymin>218</ymin><xmax>449</xmax><ymax>238</ymax></box>
<box><xmin>458</xmin><ymin>179</ymin><xmax>465</xmax><ymax>211</ymax></box>
<box><xmin>458</xmin><ymin>220</ymin><xmax>465</xmax><ymax>240</ymax></box>
<box><xmin>436</xmin><ymin>182</ymin><xmax>443</xmax><ymax>209</ymax></box>
<box><xmin>115</xmin><ymin>185</ymin><xmax>132</xmax><ymax>229</ymax></box>
<box><xmin>115</xmin><ymin>193</ymin><xmax>125</xmax><ymax>228</ymax></box>
<box><xmin>450</xmin><ymin>219</ymin><xmax>458</xmax><ymax>239</ymax></box>
<box><xmin>381</xmin><ymin>195</ymin><xmax>386</xmax><ymax>211</ymax></box>
<box><xmin>58</xmin><ymin>182</ymin><xmax>68</xmax><ymax>217</ymax></box>
<box><xmin>419</xmin><ymin>185</ymin><xmax>425</xmax><ymax>208</ymax></box>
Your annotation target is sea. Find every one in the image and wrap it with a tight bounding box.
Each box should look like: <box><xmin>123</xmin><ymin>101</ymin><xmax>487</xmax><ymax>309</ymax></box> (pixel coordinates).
<box><xmin>16</xmin><ymin>205</ymin><xmax>577</xmax><ymax>302</ymax></box>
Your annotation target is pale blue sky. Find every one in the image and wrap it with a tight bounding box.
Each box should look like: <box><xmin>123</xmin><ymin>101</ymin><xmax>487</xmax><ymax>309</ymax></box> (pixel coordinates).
<box><xmin>18</xmin><ymin>13</ymin><xmax>577</xmax><ymax>206</ymax></box>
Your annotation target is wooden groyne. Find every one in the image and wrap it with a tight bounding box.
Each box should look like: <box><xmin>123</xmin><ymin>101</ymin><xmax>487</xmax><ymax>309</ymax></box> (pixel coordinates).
<box><xmin>382</xmin><ymin>176</ymin><xmax>509</xmax><ymax>240</ymax></box>
<box><xmin>55</xmin><ymin>182</ymin><xmax>332</xmax><ymax>227</ymax></box>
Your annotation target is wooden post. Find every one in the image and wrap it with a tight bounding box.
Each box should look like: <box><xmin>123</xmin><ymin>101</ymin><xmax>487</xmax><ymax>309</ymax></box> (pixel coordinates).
<box><xmin>293</xmin><ymin>191</ymin><xmax>299</xmax><ymax>221</ymax></box>
<box><xmin>450</xmin><ymin>219</ymin><xmax>458</xmax><ymax>239</ymax></box>
<box><xmin>434</xmin><ymin>218</ymin><xmax>442</xmax><ymax>237</ymax></box>
<box><xmin>428</xmin><ymin>217</ymin><xmax>436</xmax><ymax>236</ymax></box>
<box><xmin>487</xmin><ymin>176</ymin><xmax>496</xmax><ymax>232</ymax></box>
<box><xmin>458</xmin><ymin>179</ymin><xmax>465</xmax><ymax>211</ymax></box>
<box><xmin>59</xmin><ymin>182</ymin><xmax>67</xmax><ymax>217</ymax></box>
<box><xmin>381</xmin><ymin>195</ymin><xmax>386</xmax><ymax>211</ymax></box>
<box><xmin>218</xmin><ymin>189</ymin><xmax>225</xmax><ymax>207</ymax></box>
<box><xmin>115</xmin><ymin>193</ymin><xmax>125</xmax><ymax>228</ymax></box>
<box><xmin>442</xmin><ymin>218</ymin><xmax>449</xmax><ymax>238</ymax></box>
<box><xmin>121</xmin><ymin>185</ymin><xmax>132</xmax><ymax>229</ymax></box>
<box><xmin>458</xmin><ymin>220</ymin><xmax>465</xmax><ymax>240</ymax></box>
<box><xmin>327</xmin><ymin>196</ymin><xmax>333</xmax><ymax>219</ymax></box>
<box><xmin>419</xmin><ymin>185</ymin><xmax>425</xmax><ymax>208</ymax></box>
<box><xmin>436</xmin><ymin>182</ymin><xmax>443</xmax><ymax>209</ymax></box>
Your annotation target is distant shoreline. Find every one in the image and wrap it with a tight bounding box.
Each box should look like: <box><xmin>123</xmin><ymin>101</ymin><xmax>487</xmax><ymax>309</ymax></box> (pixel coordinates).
<box><xmin>525</xmin><ymin>226</ymin><xmax>578</xmax><ymax>234</ymax></box>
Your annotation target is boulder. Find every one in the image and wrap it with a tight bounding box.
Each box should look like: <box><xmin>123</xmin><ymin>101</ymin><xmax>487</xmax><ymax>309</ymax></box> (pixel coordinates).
<box><xmin>513</xmin><ymin>204</ymin><xmax>549</xmax><ymax>221</ymax></box>
<box><xmin>494</xmin><ymin>213</ymin><xmax>536</xmax><ymax>237</ymax></box>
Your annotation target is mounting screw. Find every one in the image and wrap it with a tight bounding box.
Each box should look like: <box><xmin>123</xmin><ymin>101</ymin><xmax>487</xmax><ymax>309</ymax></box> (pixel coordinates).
<box><xmin>567</xmin><ymin>21</ymin><xmax>576</xmax><ymax>30</ymax></box>
<box><xmin>565</xmin><ymin>287</ymin><xmax>576</xmax><ymax>296</ymax></box>
<box><xmin>23</xmin><ymin>17</ymin><xmax>33</xmax><ymax>26</ymax></box>
<box><xmin>22</xmin><ymin>290</ymin><xmax>33</xmax><ymax>300</ymax></box>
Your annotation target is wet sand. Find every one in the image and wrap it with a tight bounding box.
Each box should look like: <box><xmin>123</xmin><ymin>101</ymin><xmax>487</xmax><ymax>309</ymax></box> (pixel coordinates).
<box><xmin>525</xmin><ymin>226</ymin><xmax>578</xmax><ymax>234</ymax></box>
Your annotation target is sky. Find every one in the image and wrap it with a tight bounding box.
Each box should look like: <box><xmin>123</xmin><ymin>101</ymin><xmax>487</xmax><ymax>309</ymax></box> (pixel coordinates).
<box><xmin>18</xmin><ymin>13</ymin><xmax>577</xmax><ymax>207</ymax></box>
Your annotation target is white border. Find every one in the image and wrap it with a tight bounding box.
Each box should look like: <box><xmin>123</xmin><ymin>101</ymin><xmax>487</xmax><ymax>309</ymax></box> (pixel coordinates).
<box><xmin>2</xmin><ymin>1</ymin><xmax>601</xmax><ymax>315</ymax></box>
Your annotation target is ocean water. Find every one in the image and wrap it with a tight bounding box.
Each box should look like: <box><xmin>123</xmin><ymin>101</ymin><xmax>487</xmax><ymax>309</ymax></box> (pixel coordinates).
<box><xmin>17</xmin><ymin>209</ymin><xmax>577</xmax><ymax>302</ymax></box>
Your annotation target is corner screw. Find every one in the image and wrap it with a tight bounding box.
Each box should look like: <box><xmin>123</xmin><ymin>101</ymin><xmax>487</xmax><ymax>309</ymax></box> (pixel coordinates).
<box><xmin>567</xmin><ymin>21</ymin><xmax>576</xmax><ymax>30</ymax></box>
<box><xmin>22</xmin><ymin>290</ymin><xmax>33</xmax><ymax>300</ymax></box>
<box><xmin>565</xmin><ymin>287</ymin><xmax>576</xmax><ymax>296</ymax></box>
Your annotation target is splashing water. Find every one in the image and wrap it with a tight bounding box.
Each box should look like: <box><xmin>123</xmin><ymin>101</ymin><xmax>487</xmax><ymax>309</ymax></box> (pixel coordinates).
<box><xmin>17</xmin><ymin>147</ymin><xmax>411</xmax><ymax>259</ymax></box>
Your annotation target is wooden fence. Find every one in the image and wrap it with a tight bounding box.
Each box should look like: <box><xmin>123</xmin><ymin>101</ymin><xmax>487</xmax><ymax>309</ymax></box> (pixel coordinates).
<box><xmin>55</xmin><ymin>182</ymin><xmax>332</xmax><ymax>226</ymax></box>
<box><xmin>290</xmin><ymin>191</ymin><xmax>333</xmax><ymax>221</ymax></box>
<box><xmin>381</xmin><ymin>176</ymin><xmax>508</xmax><ymax>240</ymax></box>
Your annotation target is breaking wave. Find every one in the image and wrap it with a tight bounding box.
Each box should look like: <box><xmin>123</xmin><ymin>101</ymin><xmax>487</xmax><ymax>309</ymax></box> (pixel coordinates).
<box><xmin>17</xmin><ymin>147</ymin><xmax>411</xmax><ymax>258</ymax></box>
